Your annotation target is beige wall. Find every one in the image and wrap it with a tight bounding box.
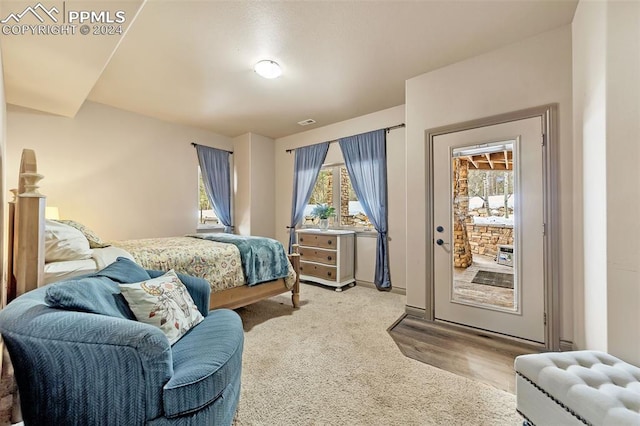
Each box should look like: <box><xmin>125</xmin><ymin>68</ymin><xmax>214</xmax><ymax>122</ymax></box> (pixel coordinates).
<box><xmin>6</xmin><ymin>101</ymin><xmax>233</xmax><ymax>240</ymax></box>
<box><xmin>573</xmin><ymin>0</ymin><xmax>640</xmax><ymax>364</ymax></box>
<box><xmin>249</xmin><ymin>134</ymin><xmax>276</xmax><ymax>238</ymax></box>
<box><xmin>405</xmin><ymin>26</ymin><xmax>574</xmax><ymax>341</ymax></box>
<box><xmin>233</xmin><ymin>133</ymin><xmax>251</xmax><ymax>236</ymax></box>
<box><xmin>0</xmin><ymin>41</ymin><xmax>18</xmax><ymax>425</ymax></box>
<box><xmin>572</xmin><ymin>0</ymin><xmax>607</xmax><ymax>355</ymax></box>
<box><xmin>274</xmin><ymin>105</ymin><xmax>407</xmax><ymax>290</ymax></box>
<box><xmin>232</xmin><ymin>133</ymin><xmax>276</xmax><ymax>238</ymax></box>
<box><xmin>604</xmin><ymin>1</ymin><xmax>640</xmax><ymax>365</ymax></box>
<box><xmin>0</xmin><ymin>47</ymin><xmax>7</xmax><ymax>303</ymax></box>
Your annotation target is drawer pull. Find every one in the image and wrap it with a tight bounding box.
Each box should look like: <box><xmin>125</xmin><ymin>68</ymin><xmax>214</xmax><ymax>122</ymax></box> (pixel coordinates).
<box><xmin>327</xmin><ymin>271</ymin><xmax>332</xmax><ymax>277</ymax></box>
<box><xmin>328</xmin><ymin>240</ymin><xmax>333</xmax><ymax>245</ymax></box>
<box><xmin>327</xmin><ymin>256</ymin><xmax>332</xmax><ymax>261</ymax></box>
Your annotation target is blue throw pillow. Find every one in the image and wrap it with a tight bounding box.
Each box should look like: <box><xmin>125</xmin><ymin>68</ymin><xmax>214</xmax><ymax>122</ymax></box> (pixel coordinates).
<box><xmin>45</xmin><ymin>276</ymin><xmax>135</xmax><ymax>320</ymax></box>
<box><xmin>92</xmin><ymin>257</ymin><xmax>150</xmax><ymax>283</ymax></box>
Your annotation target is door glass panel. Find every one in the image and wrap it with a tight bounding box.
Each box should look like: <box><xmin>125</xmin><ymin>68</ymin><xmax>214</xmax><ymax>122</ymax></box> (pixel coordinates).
<box><xmin>450</xmin><ymin>140</ymin><xmax>518</xmax><ymax>312</ymax></box>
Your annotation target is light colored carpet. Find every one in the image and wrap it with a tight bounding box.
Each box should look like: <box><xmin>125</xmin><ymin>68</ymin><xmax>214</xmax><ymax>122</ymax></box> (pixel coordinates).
<box><xmin>233</xmin><ymin>283</ymin><xmax>522</xmax><ymax>425</ymax></box>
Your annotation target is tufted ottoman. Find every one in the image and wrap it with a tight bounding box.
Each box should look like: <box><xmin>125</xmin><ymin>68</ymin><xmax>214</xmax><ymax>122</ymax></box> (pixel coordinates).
<box><xmin>515</xmin><ymin>351</ymin><xmax>640</xmax><ymax>425</ymax></box>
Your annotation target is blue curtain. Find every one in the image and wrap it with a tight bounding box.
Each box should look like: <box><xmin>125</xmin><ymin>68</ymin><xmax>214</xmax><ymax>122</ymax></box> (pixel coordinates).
<box><xmin>196</xmin><ymin>145</ymin><xmax>233</xmax><ymax>233</ymax></box>
<box><xmin>339</xmin><ymin>129</ymin><xmax>391</xmax><ymax>290</ymax></box>
<box><xmin>288</xmin><ymin>143</ymin><xmax>329</xmax><ymax>253</ymax></box>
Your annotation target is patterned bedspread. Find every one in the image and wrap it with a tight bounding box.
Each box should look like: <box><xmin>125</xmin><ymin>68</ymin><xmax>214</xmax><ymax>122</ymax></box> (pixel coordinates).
<box><xmin>111</xmin><ymin>237</ymin><xmax>245</xmax><ymax>292</ymax></box>
<box><xmin>111</xmin><ymin>236</ymin><xmax>296</xmax><ymax>292</ymax></box>
<box><xmin>187</xmin><ymin>233</ymin><xmax>291</xmax><ymax>286</ymax></box>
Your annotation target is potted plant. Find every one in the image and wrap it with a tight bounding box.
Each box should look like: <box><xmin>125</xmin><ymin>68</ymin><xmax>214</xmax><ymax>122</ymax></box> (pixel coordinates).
<box><xmin>311</xmin><ymin>204</ymin><xmax>335</xmax><ymax>231</ymax></box>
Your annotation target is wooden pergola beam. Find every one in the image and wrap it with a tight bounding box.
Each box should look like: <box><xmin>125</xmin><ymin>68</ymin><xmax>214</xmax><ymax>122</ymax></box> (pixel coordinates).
<box><xmin>464</xmin><ymin>151</ymin><xmax>513</xmax><ymax>170</ymax></box>
<box><xmin>485</xmin><ymin>153</ymin><xmax>494</xmax><ymax>169</ymax></box>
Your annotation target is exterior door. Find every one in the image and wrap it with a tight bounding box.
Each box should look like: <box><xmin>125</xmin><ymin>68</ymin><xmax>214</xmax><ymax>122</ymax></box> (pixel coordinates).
<box><xmin>432</xmin><ymin>117</ymin><xmax>545</xmax><ymax>344</ymax></box>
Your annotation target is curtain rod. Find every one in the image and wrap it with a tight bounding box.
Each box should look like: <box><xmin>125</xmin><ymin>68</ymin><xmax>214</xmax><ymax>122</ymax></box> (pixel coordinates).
<box><xmin>191</xmin><ymin>142</ymin><xmax>233</xmax><ymax>154</ymax></box>
<box><xmin>285</xmin><ymin>123</ymin><xmax>405</xmax><ymax>154</ymax></box>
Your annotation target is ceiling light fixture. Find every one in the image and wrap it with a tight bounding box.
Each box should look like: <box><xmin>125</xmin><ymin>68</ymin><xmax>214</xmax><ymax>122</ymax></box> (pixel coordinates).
<box><xmin>254</xmin><ymin>60</ymin><xmax>282</xmax><ymax>79</ymax></box>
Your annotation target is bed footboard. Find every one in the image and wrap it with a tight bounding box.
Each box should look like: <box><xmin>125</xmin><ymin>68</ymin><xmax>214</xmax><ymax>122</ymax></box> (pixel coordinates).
<box><xmin>208</xmin><ymin>252</ymin><xmax>301</xmax><ymax>311</ymax></box>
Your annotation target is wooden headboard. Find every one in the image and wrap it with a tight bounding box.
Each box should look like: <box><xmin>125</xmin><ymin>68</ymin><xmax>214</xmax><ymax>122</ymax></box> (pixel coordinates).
<box><xmin>7</xmin><ymin>149</ymin><xmax>46</xmax><ymax>302</ymax></box>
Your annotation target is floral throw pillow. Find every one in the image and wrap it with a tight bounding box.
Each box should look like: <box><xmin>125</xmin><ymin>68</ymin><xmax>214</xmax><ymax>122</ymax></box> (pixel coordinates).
<box><xmin>56</xmin><ymin>220</ymin><xmax>111</xmax><ymax>249</ymax></box>
<box><xmin>119</xmin><ymin>270</ymin><xmax>204</xmax><ymax>345</ymax></box>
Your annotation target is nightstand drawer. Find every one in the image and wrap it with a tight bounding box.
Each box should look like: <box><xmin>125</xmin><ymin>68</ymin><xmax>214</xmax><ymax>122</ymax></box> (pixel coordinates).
<box><xmin>299</xmin><ymin>261</ymin><xmax>337</xmax><ymax>282</ymax></box>
<box><xmin>297</xmin><ymin>233</ymin><xmax>336</xmax><ymax>249</ymax></box>
<box><xmin>298</xmin><ymin>246</ymin><xmax>337</xmax><ymax>265</ymax></box>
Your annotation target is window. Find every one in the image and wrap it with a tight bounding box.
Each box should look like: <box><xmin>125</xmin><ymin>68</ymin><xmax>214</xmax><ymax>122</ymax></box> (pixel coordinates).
<box><xmin>198</xmin><ymin>167</ymin><xmax>218</xmax><ymax>225</ymax></box>
<box><xmin>305</xmin><ymin>165</ymin><xmax>372</xmax><ymax>228</ymax></box>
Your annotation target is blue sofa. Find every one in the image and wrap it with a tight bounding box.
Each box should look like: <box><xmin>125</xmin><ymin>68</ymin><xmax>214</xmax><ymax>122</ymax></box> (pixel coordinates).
<box><xmin>0</xmin><ymin>259</ymin><xmax>244</xmax><ymax>425</ymax></box>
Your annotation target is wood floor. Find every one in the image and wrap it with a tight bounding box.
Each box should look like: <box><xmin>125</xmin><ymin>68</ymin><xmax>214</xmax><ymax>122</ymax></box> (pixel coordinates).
<box><xmin>388</xmin><ymin>314</ymin><xmax>541</xmax><ymax>393</ymax></box>
<box><xmin>453</xmin><ymin>254</ymin><xmax>515</xmax><ymax>310</ymax></box>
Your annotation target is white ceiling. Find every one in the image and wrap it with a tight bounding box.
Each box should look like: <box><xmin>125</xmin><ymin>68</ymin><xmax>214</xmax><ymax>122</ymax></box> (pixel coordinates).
<box><xmin>1</xmin><ymin>0</ymin><xmax>577</xmax><ymax>139</ymax></box>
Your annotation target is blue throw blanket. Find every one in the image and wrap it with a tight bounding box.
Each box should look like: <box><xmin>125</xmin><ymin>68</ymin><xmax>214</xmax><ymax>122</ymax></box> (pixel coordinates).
<box><xmin>188</xmin><ymin>233</ymin><xmax>290</xmax><ymax>286</ymax></box>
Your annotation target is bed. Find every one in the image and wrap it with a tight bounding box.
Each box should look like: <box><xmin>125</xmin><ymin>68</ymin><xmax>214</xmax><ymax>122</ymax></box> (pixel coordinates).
<box><xmin>8</xmin><ymin>148</ymin><xmax>300</xmax><ymax>310</ymax></box>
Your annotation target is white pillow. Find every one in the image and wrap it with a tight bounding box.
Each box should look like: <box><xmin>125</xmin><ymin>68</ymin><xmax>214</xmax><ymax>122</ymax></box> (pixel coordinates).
<box><xmin>119</xmin><ymin>270</ymin><xmax>204</xmax><ymax>345</ymax></box>
<box><xmin>44</xmin><ymin>219</ymin><xmax>93</xmax><ymax>262</ymax></box>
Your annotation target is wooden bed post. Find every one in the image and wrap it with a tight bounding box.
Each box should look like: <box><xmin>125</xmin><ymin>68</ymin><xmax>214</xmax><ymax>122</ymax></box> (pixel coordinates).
<box><xmin>289</xmin><ymin>248</ymin><xmax>300</xmax><ymax>308</ymax></box>
<box><xmin>12</xmin><ymin>150</ymin><xmax>45</xmax><ymax>297</ymax></box>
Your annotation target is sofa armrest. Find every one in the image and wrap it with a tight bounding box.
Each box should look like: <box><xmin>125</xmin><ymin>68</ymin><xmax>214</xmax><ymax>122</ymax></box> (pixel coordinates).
<box><xmin>147</xmin><ymin>270</ymin><xmax>211</xmax><ymax>316</ymax></box>
<box><xmin>0</xmin><ymin>300</ymin><xmax>173</xmax><ymax>423</ymax></box>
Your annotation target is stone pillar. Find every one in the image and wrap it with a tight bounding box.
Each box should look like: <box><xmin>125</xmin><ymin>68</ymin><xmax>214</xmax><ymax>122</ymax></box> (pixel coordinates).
<box><xmin>452</xmin><ymin>159</ymin><xmax>473</xmax><ymax>268</ymax></box>
<box><xmin>326</xmin><ymin>172</ymin><xmax>333</xmax><ymax>204</ymax></box>
<box><xmin>340</xmin><ymin>167</ymin><xmax>350</xmax><ymax>224</ymax></box>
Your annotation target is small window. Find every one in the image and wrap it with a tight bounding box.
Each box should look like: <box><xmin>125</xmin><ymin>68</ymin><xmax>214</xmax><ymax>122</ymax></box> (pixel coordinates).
<box><xmin>305</xmin><ymin>165</ymin><xmax>371</xmax><ymax>229</ymax></box>
<box><xmin>198</xmin><ymin>168</ymin><xmax>218</xmax><ymax>225</ymax></box>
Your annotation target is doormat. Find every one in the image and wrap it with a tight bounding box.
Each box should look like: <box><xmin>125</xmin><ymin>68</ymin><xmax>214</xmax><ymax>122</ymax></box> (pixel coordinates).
<box><xmin>471</xmin><ymin>270</ymin><xmax>514</xmax><ymax>289</ymax></box>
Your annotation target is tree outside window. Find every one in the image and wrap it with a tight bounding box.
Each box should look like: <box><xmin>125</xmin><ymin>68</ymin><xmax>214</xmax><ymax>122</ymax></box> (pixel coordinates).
<box><xmin>305</xmin><ymin>165</ymin><xmax>371</xmax><ymax>228</ymax></box>
<box><xmin>466</xmin><ymin>169</ymin><xmax>514</xmax><ymax>222</ymax></box>
<box><xmin>198</xmin><ymin>168</ymin><xmax>218</xmax><ymax>225</ymax></box>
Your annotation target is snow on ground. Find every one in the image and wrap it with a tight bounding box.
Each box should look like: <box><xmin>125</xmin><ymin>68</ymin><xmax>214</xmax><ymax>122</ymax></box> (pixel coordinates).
<box><xmin>467</xmin><ymin>195</ymin><xmax>514</xmax><ymax>209</ymax></box>
<box><xmin>467</xmin><ymin>195</ymin><xmax>515</xmax><ymax>226</ymax></box>
<box><xmin>473</xmin><ymin>216</ymin><xmax>514</xmax><ymax>226</ymax></box>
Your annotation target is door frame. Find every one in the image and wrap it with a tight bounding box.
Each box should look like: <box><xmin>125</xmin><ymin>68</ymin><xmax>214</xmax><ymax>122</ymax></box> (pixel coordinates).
<box><xmin>424</xmin><ymin>104</ymin><xmax>560</xmax><ymax>350</ymax></box>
